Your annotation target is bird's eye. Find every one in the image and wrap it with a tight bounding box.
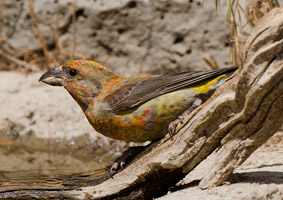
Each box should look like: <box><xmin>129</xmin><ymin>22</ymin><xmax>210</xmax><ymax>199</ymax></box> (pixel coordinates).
<box><xmin>69</xmin><ymin>69</ymin><xmax>77</xmax><ymax>76</ymax></box>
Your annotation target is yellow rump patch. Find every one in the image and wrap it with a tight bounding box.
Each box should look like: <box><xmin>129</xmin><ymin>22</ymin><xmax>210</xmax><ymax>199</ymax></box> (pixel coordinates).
<box><xmin>192</xmin><ymin>74</ymin><xmax>226</xmax><ymax>93</ymax></box>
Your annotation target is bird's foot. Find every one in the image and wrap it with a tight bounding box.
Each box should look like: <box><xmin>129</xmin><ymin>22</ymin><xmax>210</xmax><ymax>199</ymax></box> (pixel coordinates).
<box><xmin>168</xmin><ymin>116</ymin><xmax>186</xmax><ymax>139</ymax></box>
<box><xmin>168</xmin><ymin>98</ymin><xmax>203</xmax><ymax>138</ymax></box>
<box><xmin>109</xmin><ymin>146</ymin><xmax>145</xmax><ymax>178</ymax></box>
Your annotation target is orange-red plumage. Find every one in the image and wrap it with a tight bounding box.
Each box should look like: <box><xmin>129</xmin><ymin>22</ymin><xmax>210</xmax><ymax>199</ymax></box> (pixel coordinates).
<box><xmin>39</xmin><ymin>60</ymin><xmax>237</xmax><ymax>142</ymax></box>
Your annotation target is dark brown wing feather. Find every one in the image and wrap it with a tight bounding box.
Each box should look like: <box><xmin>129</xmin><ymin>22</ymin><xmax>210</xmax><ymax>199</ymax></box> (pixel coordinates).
<box><xmin>105</xmin><ymin>66</ymin><xmax>238</xmax><ymax>111</ymax></box>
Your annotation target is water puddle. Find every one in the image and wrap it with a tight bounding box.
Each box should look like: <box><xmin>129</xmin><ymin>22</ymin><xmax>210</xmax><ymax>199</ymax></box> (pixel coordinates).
<box><xmin>0</xmin><ymin>120</ymin><xmax>125</xmax><ymax>182</ymax></box>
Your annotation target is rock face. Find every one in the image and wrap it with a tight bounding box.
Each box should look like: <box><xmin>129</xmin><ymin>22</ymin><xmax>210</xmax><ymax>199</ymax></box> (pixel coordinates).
<box><xmin>2</xmin><ymin>0</ymin><xmax>232</xmax><ymax>75</ymax></box>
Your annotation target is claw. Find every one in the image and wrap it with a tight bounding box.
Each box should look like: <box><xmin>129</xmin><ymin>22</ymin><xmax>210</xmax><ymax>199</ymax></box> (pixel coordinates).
<box><xmin>168</xmin><ymin>120</ymin><xmax>177</xmax><ymax>140</ymax></box>
<box><xmin>109</xmin><ymin>162</ymin><xmax>119</xmax><ymax>178</ymax></box>
<box><xmin>168</xmin><ymin>98</ymin><xmax>203</xmax><ymax>139</ymax></box>
<box><xmin>178</xmin><ymin>116</ymin><xmax>185</xmax><ymax>124</ymax></box>
<box><xmin>108</xmin><ymin>146</ymin><xmax>145</xmax><ymax>178</ymax></box>
<box><xmin>120</xmin><ymin>162</ymin><xmax>125</xmax><ymax>169</ymax></box>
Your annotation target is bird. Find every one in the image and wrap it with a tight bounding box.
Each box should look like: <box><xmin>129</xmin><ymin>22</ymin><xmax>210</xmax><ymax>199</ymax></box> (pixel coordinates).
<box><xmin>39</xmin><ymin>60</ymin><xmax>237</xmax><ymax>174</ymax></box>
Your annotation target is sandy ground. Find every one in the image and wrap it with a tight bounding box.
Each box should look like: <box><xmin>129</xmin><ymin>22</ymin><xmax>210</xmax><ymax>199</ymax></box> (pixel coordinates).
<box><xmin>0</xmin><ymin>71</ymin><xmax>282</xmax><ymax>199</ymax></box>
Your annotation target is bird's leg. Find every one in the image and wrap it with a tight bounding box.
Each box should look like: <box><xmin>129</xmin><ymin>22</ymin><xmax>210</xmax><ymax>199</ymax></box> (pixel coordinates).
<box><xmin>168</xmin><ymin>98</ymin><xmax>203</xmax><ymax>137</ymax></box>
<box><xmin>109</xmin><ymin>146</ymin><xmax>145</xmax><ymax>178</ymax></box>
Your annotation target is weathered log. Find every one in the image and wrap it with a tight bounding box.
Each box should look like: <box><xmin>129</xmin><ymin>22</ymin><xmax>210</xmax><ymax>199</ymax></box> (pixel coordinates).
<box><xmin>0</xmin><ymin>7</ymin><xmax>282</xmax><ymax>200</ymax></box>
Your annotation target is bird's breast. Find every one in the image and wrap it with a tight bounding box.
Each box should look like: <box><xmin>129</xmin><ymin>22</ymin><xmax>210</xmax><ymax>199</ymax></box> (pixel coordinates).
<box><xmin>84</xmin><ymin>89</ymin><xmax>196</xmax><ymax>142</ymax></box>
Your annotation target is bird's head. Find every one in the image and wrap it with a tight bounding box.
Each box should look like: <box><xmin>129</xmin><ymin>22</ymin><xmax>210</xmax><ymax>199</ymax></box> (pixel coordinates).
<box><xmin>39</xmin><ymin>60</ymin><xmax>116</xmax><ymax>110</ymax></box>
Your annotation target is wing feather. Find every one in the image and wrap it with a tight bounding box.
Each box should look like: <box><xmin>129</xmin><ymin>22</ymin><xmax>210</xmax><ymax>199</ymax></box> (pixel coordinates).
<box><xmin>104</xmin><ymin>66</ymin><xmax>238</xmax><ymax>111</ymax></box>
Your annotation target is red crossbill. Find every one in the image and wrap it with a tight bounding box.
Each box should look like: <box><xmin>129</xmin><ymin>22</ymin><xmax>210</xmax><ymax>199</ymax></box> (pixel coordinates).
<box><xmin>40</xmin><ymin>60</ymin><xmax>237</xmax><ymax>141</ymax></box>
<box><xmin>39</xmin><ymin>60</ymin><xmax>237</xmax><ymax>172</ymax></box>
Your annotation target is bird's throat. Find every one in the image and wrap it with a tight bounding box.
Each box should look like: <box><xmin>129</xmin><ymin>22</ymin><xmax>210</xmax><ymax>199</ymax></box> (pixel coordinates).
<box><xmin>64</xmin><ymin>80</ymin><xmax>100</xmax><ymax>111</ymax></box>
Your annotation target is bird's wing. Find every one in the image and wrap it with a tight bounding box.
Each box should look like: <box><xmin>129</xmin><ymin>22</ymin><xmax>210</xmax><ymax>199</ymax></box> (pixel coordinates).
<box><xmin>104</xmin><ymin>67</ymin><xmax>238</xmax><ymax>112</ymax></box>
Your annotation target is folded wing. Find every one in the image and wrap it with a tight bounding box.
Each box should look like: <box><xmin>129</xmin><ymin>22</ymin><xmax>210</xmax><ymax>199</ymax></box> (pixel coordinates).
<box><xmin>104</xmin><ymin>66</ymin><xmax>238</xmax><ymax>112</ymax></box>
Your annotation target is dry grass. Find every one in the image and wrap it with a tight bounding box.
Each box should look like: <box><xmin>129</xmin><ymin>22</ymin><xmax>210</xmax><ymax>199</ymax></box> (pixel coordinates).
<box><xmin>203</xmin><ymin>56</ymin><xmax>221</xmax><ymax>70</ymax></box>
<box><xmin>202</xmin><ymin>0</ymin><xmax>280</xmax><ymax>70</ymax></box>
<box><xmin>225</xmin><ymin>0</ymin><xmax>281</xmax><ymax>69</ymax></box>
<box><xmin>27</xmin><ymin>0</ymin><xmax>51</xmax><ymax>67</ymax></box>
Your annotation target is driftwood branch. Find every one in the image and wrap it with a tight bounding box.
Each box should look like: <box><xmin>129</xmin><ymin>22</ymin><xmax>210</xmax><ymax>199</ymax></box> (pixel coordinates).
<box><xmin>0</xmin><ymin>7</ymin><xmax>282</xmax><ymax>200</ymax></box>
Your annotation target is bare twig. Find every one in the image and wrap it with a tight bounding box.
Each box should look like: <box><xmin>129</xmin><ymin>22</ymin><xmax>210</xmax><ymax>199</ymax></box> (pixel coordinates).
<box><xmin>6</xmin><ymin>1</ymin><xmax>23</xmax><ymax>39</ymax></box>
<box><xmin>0</xmin><ymin>49</ymin><xmax>38</xmax><ymax>71</ymax></box>
<box><xmin>203</xmin><ymin>56</ymin><xmax>220</xmax><ymax>70</ymax></box>
<box><xmin>267</xmin><ymin>0</ymin><xmax>274</xmax><ymax>9</ymax></box>
<box><xmin>0</xmin><ymin>0</ymin><xmax>2</xmax><ymax>49</ymax></box>
<box><xmin>227</xmin><ymin>0</ymin><xmax>244</xmax><ymax>67</ymax></box>
<box><xmin>72</xmin><ymin>0</ymin><xmax>77</xmax><ymax>59</ymax></box>
<box><xmin>27</xmin><ymin>0</ymin><xmax>51</xmax><ymax>66</ymax></box>
<box><xmin>54</xmin><ymin>0</ymin><xmax>60</xmax><ymax>56</ymax></box>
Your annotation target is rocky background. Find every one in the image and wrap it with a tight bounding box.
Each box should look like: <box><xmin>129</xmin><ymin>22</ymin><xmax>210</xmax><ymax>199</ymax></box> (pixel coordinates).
<box><xmin>2</xmin><ymin>0</ymin><xmax>239</xmax><ymax>74</ymax></box>
<box><xmin>0</xmin><ymin>0</ymin><xmax>282</xmax><ymax>199</ymax></box>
